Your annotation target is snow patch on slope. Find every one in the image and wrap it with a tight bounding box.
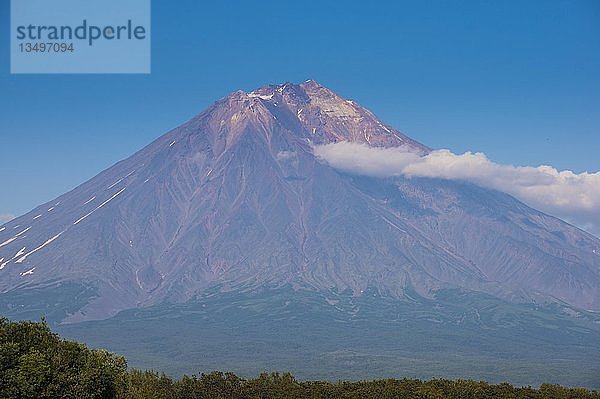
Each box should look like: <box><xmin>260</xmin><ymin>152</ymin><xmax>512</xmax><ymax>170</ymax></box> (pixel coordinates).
<box><xmin>0</xmin><ymin>237</ymin><xmax>18</xmax><ymax>248</ymax></box>
<box><xmin>73</xmin><ymin>187</ymin><xmax>127</xmax><ymax>225</ymax></box>
<box><xmin>20</xmin><ymin>267</ymin><xmax>35</xmax><ymax>276</ymax></box>
<box><xmin>16</xmin><ymin>232</ymin><xmax>64</xmax><ymax>263</ymax></box>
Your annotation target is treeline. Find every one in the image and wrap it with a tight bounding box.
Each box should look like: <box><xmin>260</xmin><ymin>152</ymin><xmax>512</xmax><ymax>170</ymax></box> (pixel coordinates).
<box><xmin>1</xmin><ymin>318</ymin><xmax>598</xmax><ymax>399</ymax></box>
<box><xmin>127</xmin><ymin>371</ymin><xmax>600</xmax><ymax>399</ymax></box>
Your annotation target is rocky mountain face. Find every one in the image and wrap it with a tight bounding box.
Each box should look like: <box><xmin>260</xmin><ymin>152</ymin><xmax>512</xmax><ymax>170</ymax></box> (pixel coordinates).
<box><xmin>1</xmin><ymin>80</ymin><xmax>599</xmax><ymax>325</ymax></box>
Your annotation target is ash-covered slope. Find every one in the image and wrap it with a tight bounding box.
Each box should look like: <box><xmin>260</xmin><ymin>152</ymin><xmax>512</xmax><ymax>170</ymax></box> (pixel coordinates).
<box><xmin>1</xmin><ymin>80</ymin><xmax>599</xmax><ymax>323</ymax></box>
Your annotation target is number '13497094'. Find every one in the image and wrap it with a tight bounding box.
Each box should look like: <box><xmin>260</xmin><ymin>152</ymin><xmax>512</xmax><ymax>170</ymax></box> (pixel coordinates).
<box><xmin>19</xmin><ymin>42</ymin><xmax>74</xmax><ymax>52</ymax></box>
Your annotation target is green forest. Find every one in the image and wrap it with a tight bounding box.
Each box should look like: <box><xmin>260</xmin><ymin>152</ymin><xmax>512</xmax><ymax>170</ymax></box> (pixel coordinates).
<box><xmin>1</xmin><ymin>318</ymin><xmax>598</xmax><ymax>399</ymax></box>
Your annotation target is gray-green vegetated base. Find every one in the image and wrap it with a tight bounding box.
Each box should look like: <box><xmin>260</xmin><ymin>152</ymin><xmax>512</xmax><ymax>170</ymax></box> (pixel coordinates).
<box><xmin>51</xmin><ymin>287</ymin><xmax>600</xmax><ymax>390</ymax></box>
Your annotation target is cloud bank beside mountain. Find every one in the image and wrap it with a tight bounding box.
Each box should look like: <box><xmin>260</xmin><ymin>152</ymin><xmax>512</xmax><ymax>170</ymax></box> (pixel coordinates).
<box><xmin>313</xmin><ymin>142</ymin><xmax>600</xmax><ymax>237</ymax></box>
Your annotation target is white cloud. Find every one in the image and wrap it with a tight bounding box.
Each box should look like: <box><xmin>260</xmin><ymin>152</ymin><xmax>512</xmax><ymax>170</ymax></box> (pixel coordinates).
<box><xmin>313</xmin><ymin>142</ymin><xmax>600</xmax><ymax>237</ymax></box>
<box><xmin>0</xmin><ymin>214</ymin><xmax>15</xmax><ymax>224</ymax></box>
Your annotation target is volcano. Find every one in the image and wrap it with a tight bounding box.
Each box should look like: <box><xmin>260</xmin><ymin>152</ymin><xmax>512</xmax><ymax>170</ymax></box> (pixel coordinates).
<box><xmin>1</xmin><ymin>81</ymin><xmax>599</xmax><ymax>387</ymax></box>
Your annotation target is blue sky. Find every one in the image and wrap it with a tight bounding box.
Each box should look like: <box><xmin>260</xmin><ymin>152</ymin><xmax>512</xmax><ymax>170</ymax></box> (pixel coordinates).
<box><xmin>1</xmin><ymin>0</ymin><xmax>599</xmax><ymax>223</ymax></box>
